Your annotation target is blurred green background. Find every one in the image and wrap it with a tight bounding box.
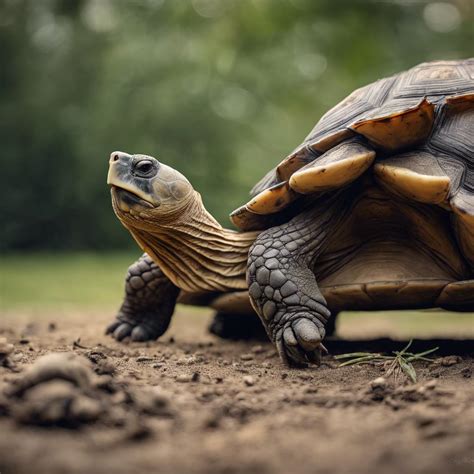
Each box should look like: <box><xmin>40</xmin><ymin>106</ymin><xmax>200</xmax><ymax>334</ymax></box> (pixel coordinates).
<box><xmin>1</xmin><ymin>0</ymin><xmax>473</xmax><ymax>252</ymax></box>
<box><xmin>0</xmin><ymin>0</ymin><xmax>473</xmax><ymax>328</ymax></box>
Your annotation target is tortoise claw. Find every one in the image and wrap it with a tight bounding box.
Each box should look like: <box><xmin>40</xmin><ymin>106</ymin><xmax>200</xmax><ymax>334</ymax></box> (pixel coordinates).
<box><xmin>276</xmin><ymin>317</ymin><xmax>325</xmax><ymax>367</ymax></box>
<box><xmin>131</xmin><ymin>325</ymin><xmax>149</xmax><ymax>341</ymax></box>
<box><xmin>106</xmin><ymin>309</ymin><xmax>173</xmax><ymax>343</ymax></box>
<box><xmin>105</xmin><ymin>320</ymin><xmax>122</xmax><ymax>335</ymax></box>
<box><xmin>113</xmin><ymin>323</ymin><xmax>133</xmax><ymax>341</ymax></box>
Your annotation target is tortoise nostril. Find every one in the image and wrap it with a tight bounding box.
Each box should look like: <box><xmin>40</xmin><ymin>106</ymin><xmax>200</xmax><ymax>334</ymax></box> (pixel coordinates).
<box><xmin>110</xmin><ymin>151</ymin><xmax>128</xmax><ymax>163</ymax></box>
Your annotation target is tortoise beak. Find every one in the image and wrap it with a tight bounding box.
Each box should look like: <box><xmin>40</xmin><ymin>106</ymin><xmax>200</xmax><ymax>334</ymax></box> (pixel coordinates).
<box><xmin>107</xmin><ymin>151</ymin><xmax>156</xmax><ymax>207</ymax></box>
<box><xmin>110</xmin><ymin>187</ymin><xmax>155</xmax><ymax>210</ymax></box>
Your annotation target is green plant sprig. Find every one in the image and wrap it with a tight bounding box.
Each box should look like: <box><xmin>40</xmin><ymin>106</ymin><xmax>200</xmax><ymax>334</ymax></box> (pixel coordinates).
<box><xmin>334</xmin><ymin>340</ymin><xmax>439</xmax><ymax>383</ymax></box>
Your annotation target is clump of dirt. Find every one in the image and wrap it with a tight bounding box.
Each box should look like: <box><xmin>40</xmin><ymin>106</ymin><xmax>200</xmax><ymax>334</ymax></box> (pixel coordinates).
<box><xmin>365</xmin><ymin>376</ymin><xmax>453</xmax><ymax>408</ymax></box>
<box><xmin>6</xmin><ymin>352</ymin><xmax>93</xmax><ymax>397</ymax></box>
<box><xmin>2</xmin><ymin>352</ymin><xmax>175</xmax><ymax>430</ymax></box>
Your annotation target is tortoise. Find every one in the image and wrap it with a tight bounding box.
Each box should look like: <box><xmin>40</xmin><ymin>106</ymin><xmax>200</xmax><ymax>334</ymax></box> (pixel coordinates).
<box><xmin>106</xmin><ymin>59</ymin><xmax>474</xmax><ymax>366</ymax></box>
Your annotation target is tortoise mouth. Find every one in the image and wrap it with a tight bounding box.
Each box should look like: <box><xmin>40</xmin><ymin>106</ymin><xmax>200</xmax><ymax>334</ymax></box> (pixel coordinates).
<box><xmin>111</xmin><ymin>186</ymin><xmax>156</xmax><ymax>210</ymax></box>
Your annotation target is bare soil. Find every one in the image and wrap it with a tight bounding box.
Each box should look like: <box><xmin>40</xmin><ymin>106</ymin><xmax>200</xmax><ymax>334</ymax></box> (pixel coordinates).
<box><xmin>0</xmin><ymin>308</ymin><xmax>473</xmax><ymax>474</ymax></box>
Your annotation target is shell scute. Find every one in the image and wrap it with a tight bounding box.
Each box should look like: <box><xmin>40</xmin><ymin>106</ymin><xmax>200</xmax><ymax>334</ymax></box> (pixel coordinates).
<box><xmin>231</xmin><ymin>59</ymin><xmax>474</xmax><ymax>232</ymax></box>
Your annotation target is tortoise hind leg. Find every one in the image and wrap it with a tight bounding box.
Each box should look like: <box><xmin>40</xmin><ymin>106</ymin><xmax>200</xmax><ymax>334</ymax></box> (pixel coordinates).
<box><xmin>208</xmin><ymin>312</ymin><xmax>268</xmax><ymax>341</ymax></box>
<box><xmin>106</xmin><ymin>253</ymin><xmax>180</xmax><ymax>341</ymax></box>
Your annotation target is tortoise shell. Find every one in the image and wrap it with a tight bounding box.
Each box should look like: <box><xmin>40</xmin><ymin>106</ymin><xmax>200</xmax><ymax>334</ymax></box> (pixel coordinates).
<box><xmin>230</xmin><ymin>59</ymin><xmax>474</xmax><ymax>239</ymax></box>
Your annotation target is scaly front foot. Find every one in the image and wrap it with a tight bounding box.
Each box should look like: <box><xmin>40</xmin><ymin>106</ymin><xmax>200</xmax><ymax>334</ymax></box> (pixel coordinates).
<box><xmin>247</xmin><ymin>208</ymin><xmax>337</xmax><ymax>367</ymax></box>
<box><xmin>106</xmin><ymin>253</ymin><xmax>179</xmax><ymax>342</ymax></box>
<box><xmin>106</xmin><ymin>309</ymin><xmax>172</xmax><ymax>342</ymax></box>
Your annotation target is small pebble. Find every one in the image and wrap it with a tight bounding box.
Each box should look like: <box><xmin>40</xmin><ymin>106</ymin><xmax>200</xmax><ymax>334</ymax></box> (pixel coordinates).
<box><xmin>240</xmin><ymin>354</ymin><xmax>254</xmax><ymax>361</ymax></box>
<box><xmin>0</xmin><ymin>338</ymin><xmax>14</xmax><ymax>356</ymax></box>
<box><xmin>243</xmin><ymin>375</ymin><xmax>255</xmax><ymax>387</ymax></box>
<box><xmin>177</xmin><ymin>356</ymin><xmax>197</xmax><ymax>365</ymax></box>
<box><xmin>176</xmin><ymin>374</ymin><xmax>192</xmax><ymax>383</ymax></box>
<box><xmin>371</xmin><ymin>377</ymin><xmax>387</xmax><ymax>390</ymax></box>
<box><xmin>251</xmin><ymin>345</ymin><xmax>265</xmax><ymax>354</ymax></box>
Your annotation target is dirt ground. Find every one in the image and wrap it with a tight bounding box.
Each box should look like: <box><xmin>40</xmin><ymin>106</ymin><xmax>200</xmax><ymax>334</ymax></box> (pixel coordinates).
<box><xmin>0</xmin><ymin>308</ymin><xmax>473</xmax><ymax>474</ymax></box>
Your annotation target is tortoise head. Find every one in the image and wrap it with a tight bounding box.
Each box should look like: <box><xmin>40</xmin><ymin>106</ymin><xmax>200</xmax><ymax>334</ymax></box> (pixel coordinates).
<box><xmin>107</xmin><ymin>151</ymin><xmax>256</xmax><ymax>294</ymax></box>
<box><xmin>107</xmin><ymin>151</ymin><xmax>194</xmax><ymax>228</ymax></box>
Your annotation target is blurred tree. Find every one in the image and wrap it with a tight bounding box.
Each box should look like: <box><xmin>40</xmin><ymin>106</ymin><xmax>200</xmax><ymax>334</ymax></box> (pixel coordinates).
<box><xmin>0</xmin><ymin>0</ymin><xmax>472</xmax><ymax>251</ymax></box>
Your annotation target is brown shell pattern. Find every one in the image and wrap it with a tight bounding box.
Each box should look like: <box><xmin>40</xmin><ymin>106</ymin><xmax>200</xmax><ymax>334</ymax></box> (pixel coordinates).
<box><xmin>231</xmin><ymin>59</ymin><xmax>474</xmax><ymax>232</ymax></box>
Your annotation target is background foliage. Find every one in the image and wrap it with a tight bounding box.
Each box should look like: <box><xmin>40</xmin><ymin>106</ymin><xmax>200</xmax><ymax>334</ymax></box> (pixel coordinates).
<box><xmin>1</xmin><ymin>0</ymin><xmax>473</xmax><ymax>251</ymax></box>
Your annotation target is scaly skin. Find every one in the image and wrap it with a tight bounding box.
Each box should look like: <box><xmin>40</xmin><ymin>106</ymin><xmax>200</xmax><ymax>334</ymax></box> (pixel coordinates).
<box><xmin>247</xmin><ymin>192</ymin><xmax>349</xmax><ymax>366</ymax></box>
<box><xmin>106</xmin><ymin>253</ymin><xmax>179</xmax><ymax>341</ymax></box>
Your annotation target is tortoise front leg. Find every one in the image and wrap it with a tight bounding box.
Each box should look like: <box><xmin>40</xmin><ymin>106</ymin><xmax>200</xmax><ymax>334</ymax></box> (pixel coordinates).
<box><xmin>247</xmin><ymin>194</ymin><xmax>348</xmax><ymax>366</ymax></box>
<box><xmin>106</xmin><ymin>253</ymin><xmax>180</xmax><ymax>342</ymax></box>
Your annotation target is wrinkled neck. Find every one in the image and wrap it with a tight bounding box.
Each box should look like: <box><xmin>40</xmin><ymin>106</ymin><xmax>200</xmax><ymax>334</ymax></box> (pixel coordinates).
<box><xmin>130</xmin><ymin>192</ymin><xmax>258</xmax><ymax>293</ymax></box>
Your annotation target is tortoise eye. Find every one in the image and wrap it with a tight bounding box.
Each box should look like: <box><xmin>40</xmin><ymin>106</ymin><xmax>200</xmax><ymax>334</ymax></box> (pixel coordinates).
<box><xmin>133</xmin><ymin>160</ymin><xmax>156</xmax><ymax>177</ymax></box>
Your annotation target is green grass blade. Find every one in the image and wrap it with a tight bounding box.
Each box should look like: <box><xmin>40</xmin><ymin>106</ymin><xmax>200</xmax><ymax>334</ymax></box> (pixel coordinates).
<box><xmin>406</xmin><ymin>356</ymin><xmax>436</xmax><ymax>363</ymax></box>
<box><xmin>399</xmin><ymin>358</ymin><xmax>417</xmax><ymax>383</ymax></box>
<box><xmin>396</xmin><ymin>339</ymin><xmax>413</xmax><ymax>356</ymax></box>
<box><xmin>407</xmin><ymin>346</ymin><xmax>439</xmax><ymax>359</ymax></box>
<box><xmin>334</xmin><ymin>352</ymin><xmax>373</xmax><ymax>359</ymax></box>
<box><xmin>338</xmin><ymin>355</ymin><xmax>380</xmax><ymax>367</ymax></box>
